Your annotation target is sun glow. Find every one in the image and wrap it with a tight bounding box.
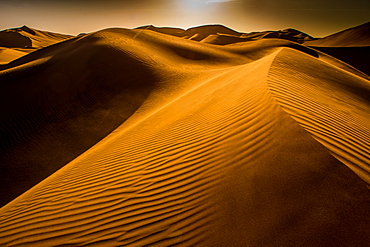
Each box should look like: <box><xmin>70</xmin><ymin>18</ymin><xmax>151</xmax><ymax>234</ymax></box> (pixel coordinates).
<box><xmin>178</xmin><ymin>0</ymin><xmax>208</xmax><ymax>12</ymax></box>
<box><xmin>172</xmin><ymin>0</ymin><xmax>231</xmax><ymax>28</ymax></box>
<box><xmin>178</xmin><ymin>0</ymin><xmax>235</xmax><ymax>11</ymax></box>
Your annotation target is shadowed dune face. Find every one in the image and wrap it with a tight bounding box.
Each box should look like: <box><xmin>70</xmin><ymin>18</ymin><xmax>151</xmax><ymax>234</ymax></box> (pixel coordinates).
<box><xmin>304</xmin><ymin>22</ymin><xmax>370</xmax><ymax>47</ymax></box>
<box><xmin>0</xmin><ymin>23</ymin><xmax>370</xmax><ymax>246</ymax></box>
<box><xmin>310</xmin><ymin>46</ymin><xmax>370</xmax><ymax>75</ymax></box>
<box><xmin>302</xmin><ymin>22</ymin><xmax>370</xmax><ymax>75</ymax></box>
<box><xmin>267</xmin><ymin>47</ymin><xmax>370</xmax><ymax>185</ymax></box>
<box><xmin>0</xmin><ymin>31</ymin><xmax>32</xmax><ymax>48</ymax></box>
<box><xmin>0</xmin><ymin>29</ymin><xmax>160</xmax><ymax>207</ymax></box>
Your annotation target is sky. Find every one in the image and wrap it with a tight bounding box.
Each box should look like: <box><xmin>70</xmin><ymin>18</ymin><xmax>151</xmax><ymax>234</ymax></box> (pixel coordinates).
<box><xmin>0</xmin><ymin>0</ymin><xmax>369</xmax><ymax>37</ymax></box>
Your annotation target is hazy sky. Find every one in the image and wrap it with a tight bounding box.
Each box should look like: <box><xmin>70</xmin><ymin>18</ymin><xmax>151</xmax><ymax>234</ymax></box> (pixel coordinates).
<box><xmin>0</xmin><ymin>0</ymin><xmax>369</xmax><ymax>37</ymax></box>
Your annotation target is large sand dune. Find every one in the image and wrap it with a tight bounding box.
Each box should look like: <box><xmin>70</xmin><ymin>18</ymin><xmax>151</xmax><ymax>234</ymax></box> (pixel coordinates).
<box><xmin>0</xmin><ymin>23</ymin><xmax>369</xmax><ymax>246</ymax></box>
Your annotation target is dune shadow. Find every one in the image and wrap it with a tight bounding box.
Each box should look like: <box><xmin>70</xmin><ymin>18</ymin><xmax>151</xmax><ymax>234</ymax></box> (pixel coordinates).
<box><xmin>0</xmin><ymin>34</ymin><xmax>158</xmax><ymax>207</ymax></box>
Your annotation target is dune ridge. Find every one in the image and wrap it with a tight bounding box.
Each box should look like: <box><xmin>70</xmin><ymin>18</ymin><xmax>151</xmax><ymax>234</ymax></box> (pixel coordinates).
<box><xmin>267</xmin><ymin>47</ymin><xmax>370</xmax><ymax>186</ymax></box>
<box><xmin>0</xmin><ymin>23</ymin><xmax>370</xmax><ymax>246</ymax></box>
<box><xmin>138</xmin><ymin>24</ymin><xmax>315</xmax><ymax>45</ymax></box>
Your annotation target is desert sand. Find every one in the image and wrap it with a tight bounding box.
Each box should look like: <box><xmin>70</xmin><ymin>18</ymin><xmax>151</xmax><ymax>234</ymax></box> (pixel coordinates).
<box><xmin>0</xmin><ymin>23</ymin><xmax>369</xmax><ymax>246</ymax></box>
<box><xmin>0</xmin><ymin>26</ymin><xmax>72</xmax><ymax>64</ymax></box>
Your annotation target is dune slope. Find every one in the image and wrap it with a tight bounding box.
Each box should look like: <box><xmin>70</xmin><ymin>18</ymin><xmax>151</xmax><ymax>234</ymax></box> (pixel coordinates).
<box><xmin>309</xmin><ymin>46</ymin><xmax>370</xmax><ymax>75</ymax></box>
<box><xmin>0</xmin><ymin>25</ymin><xmax>73</xmax><ymax>49</ymax></box>
<box><xmin>0</xmin><ymin>27</ymin><xmax>279</xmax><ymax>207</ymax></box>
<box><xmin>303</xmin><ymin>22</ymin><xmax>370</xmax><ymax>75</ymax></box>
<box><xmin>0</xmin><ymin>26</ymin><xmax>73</xmax><ymax>64</ymax></box>
<box><xmin>0</xmin><ymin>29</ymin><xmax>160</xmax><ymax>206</ymax></box>
<box><xmin>268</xmin><ymin>47</ymin><xmax>370</xmax><ymax>185</ymax></box>
<box><xmin>0</xmin><ymin>25</ymin><xmax>370</xmax><ymax>246</ymax></box>
<box><xmin>305</xmin><ymin>22</ymin><xmax>370</xmax><ymax>47</ymax></box>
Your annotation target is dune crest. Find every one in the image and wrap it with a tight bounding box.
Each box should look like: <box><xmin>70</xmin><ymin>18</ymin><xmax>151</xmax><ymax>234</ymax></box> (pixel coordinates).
<box><xmin>0</xmin><ymin>23</ymin><xmax>369</xmax><ymax>246</ymax></box>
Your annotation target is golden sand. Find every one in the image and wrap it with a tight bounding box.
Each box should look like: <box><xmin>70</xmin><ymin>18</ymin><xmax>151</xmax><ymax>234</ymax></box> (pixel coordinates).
<box><xmin>0</xmin><ymin>24</ymin><xmax>369</xmax><ymax>246</ymax></box>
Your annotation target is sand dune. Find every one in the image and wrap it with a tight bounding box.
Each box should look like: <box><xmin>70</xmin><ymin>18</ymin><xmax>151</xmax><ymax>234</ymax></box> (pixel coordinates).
<box><xmin>303</xmin><ymin>22</ymin><xmax>370</xmax><ymax>75</ymax></box>
<box><xmin>0</xmin><ymin>47</ymin><xmax>29</xmax><ymax>65</ymax></box>
<box><xmin>268</xmin><ymin>47</ymin><xmax>370</xmax><ymax>185</ymax></box>
<box><xmin>0</xmin><ymin>23</ymin><xmax>369</xmax><ymax>246</ymax></box>
<box><xmin>0</xmin><ymin>26</ymin><xmax>72</xmax><ymax>64</ymax></box>
<box><xmin>137</xmin><ymin>24</ymin><xmax>315</xmax><ymax>45</ymax></box>
<box><xmin>0</xmin><ymin>25</ymin><xmax>72</xmax><ymax>49</ymax></box>
<box><xmin>200</xmin><ymin>33</ymin><xmax>251</xmax><ymax>45</ymax></box>
<box><xmin>137</xmin><ymin>24</ymin><xmax>241</xmax><ymax>40</ymax></box>
<box><xmin>305</xmin><ymin>22</ymin><xmax>370</xmax><ymax>47</ymax></box>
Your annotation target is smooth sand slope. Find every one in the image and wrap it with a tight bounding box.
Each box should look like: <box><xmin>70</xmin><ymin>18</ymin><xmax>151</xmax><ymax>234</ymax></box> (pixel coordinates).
<box><xmin>0</xmin><ymin>23</ymin><xmax>370</xmax><ymax>246</ymax></box>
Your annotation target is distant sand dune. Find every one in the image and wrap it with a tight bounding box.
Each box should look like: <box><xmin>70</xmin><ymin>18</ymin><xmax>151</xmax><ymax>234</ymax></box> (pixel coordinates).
<box><xmin>0</xmin><ymin>47</ymin><xmax>29</xmax><ymax>64</ymax></box>
<box><xmin>0</xmin><ymin>26</ymin><xmax>72</xmax><ymax>64</ymax></box>
<box><xmin>0</xmin><ymin>25</ymin><xmax>72</xmax><ymax>49</ymax></box>
<box><xmin>305</xmin><ymin>22</ymin><xmax>370</xmax><ymax>47</ymax></box>
<box><xmin>0</xmin><ymin>23</ymin><xmax>369</xmax><ymax>246</ymax></box>
<box><xmin>303</xmin><ymin>22</ymin><xmax>370</xmax><ymax>75</ymax></box>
